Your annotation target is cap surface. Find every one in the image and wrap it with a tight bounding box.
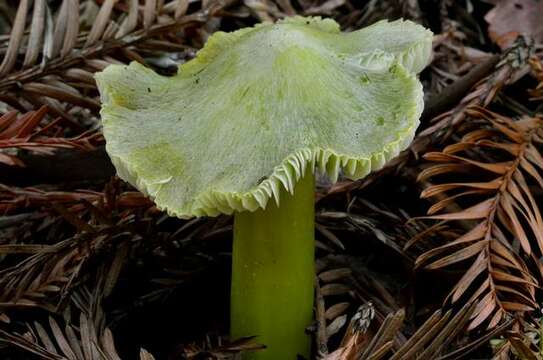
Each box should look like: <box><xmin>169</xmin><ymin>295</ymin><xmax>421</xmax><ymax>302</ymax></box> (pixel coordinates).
<box><xmin>96</xmin><ymin>17</ymin><xmax>433</xmax><ymax>218</ymax></box>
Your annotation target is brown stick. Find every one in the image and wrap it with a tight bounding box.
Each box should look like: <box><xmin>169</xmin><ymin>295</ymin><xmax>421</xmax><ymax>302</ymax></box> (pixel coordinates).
<box><xmin>422</xmin><ymin>54</ymin><xmax>500</xmax><ymax>120</ymax></box>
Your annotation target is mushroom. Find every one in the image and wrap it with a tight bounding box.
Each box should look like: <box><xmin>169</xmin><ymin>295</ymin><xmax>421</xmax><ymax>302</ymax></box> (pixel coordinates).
<box><xmin>96</xmin><ymin>16</ymin><xmax>432</xmax><ymax>360</ymax></box>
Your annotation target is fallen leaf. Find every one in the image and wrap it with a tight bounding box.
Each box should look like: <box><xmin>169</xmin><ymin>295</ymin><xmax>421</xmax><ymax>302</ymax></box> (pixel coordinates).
<box><xmin>485</xmin><ymin>0</ymin><xmax>543</xmax><ymax>49</ymax></box>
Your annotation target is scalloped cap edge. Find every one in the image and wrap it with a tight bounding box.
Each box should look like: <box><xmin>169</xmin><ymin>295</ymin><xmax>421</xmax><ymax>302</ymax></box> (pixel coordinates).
<box><xmin>106</xmin><ymin>86</ymin><xmax>422</xmax><ymax>219</ymax></box>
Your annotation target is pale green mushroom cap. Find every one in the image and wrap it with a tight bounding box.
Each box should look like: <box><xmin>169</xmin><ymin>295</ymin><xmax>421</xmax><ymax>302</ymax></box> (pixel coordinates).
<box><xmin>96</xmin><ymin>17</ymin><xmax>433</xmax><ymax>218</ymax></box>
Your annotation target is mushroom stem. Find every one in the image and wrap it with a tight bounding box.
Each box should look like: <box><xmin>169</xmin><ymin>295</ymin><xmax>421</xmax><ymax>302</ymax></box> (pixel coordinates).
<box><xmin>231</xmin><ymin>171</ymin><xmax>315</xmax><ymax>360</ymax></box>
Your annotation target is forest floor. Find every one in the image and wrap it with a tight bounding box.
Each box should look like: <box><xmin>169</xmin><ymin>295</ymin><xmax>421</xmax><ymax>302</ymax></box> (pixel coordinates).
<box><xmin>1</xmin><ymin>0</ymin><xmax>543</xmax><ymax>359</ymax></box>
